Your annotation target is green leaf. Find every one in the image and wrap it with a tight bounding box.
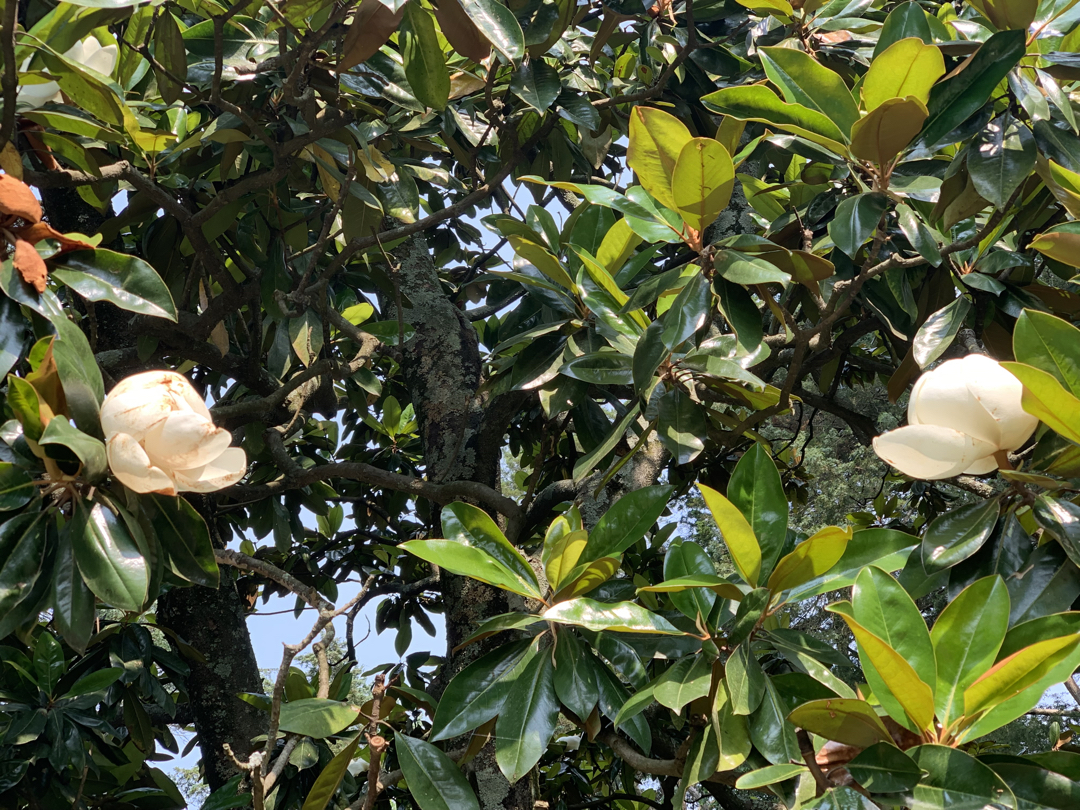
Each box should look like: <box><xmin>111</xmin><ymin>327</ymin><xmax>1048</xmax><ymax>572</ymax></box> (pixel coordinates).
<box><xmin>828</xmin><ymin>193</ymin><xmax>889</xmax><ymax>259</ymax></box>
<box><xmin>552</xmin><ymin>556</ymin><xmax>620</xmax><ymax>601</ymax></box>
<box><xmin>301</xmin><ymin>733</ymin><xmax>361</xmax><ymax>810</ymax></box>
<box><xmin>829</xmin><ymin>602</ymin><xmax>936</xmax><ymax>732</ymax></box>
<box><xmin>0</xmin><ymin>463</ymin><xmax>34</xmax><ymax>512</ymax></box>
<box><xmin>71</xmin><ymin>499</ymin><xmax>148</xmax><ymax>613</ymax></box>
<box><xmin>759</xmin><ymin>47</ymin><xmax>859</xmax><ymax>136</ymax></box>
<box><xmin>560</xmin><ymin>352</ymin><xmax>634</xmax><ymax>386</ymax></box>
<box><xmin>572</xmin><ymin>404</ymin><xmax>641</xmax><ymax>481</ymax></box>
<box><xmin>38</xmin><ymin>417</ymin><xmax>107</xmax><ymax>482</ymax></box>
<box><xmin>1035</xmin><ymin>495</ymin><xmax>1080</xmax><ymax>569</ymax></box>
<box><xmin>921</xmin><ymin>499</ymin><xmax>1000</xmax><ymax>574</ymax></box>
<box><xmin>657</xmin><ymin>388</ymin><xmax>706</xmax><ymax>466</ymax></box>
<box><xmin>660</xmin><ymin>272</ymin><xmax>710</xmax><ymax>350</ymax></box>
<box><xmin>862</xmin><ymin>38</ymin><xmax>945</xmax><ymax>111</ymax></box>
<box><xmin>627</xmin><ymin>107</ymin><xmax>693</xmax><ymax>213</ymax></box>
<box><xmin>716</xmin><ymin>250</ymin><xmax>791</xmax><ymax>285</ymax></box>
<box><xmin>654</xmin><ymin>655</ymin><xmax>713</xmax><ymax>712</ymax></box>
<box><xmin>768</xmin><ymin>526</ymin><xmax>850</xmax><ymax>594</ymax></box>
<box><xmin>430</xmin><ymin>639</ymin><xmax>535</xmax><ymax>741</ymax></box>
<box><xmin>553</xmin><ymin>631</ymin><xmax>600</xmax><ymax>720</ymax></box>
<box><xmin>850</xmin><ymin>97</ymin><xmax>928</xmax><ymax>165</ymax></box>
<box><xmin>397</xmin><ymin>735</ymin><xmax>479</xmax><ymax>810</ymax></box>
<box><xmin>990</xmin><ymin>762</ymin><xmax>1080</xmax><ymax>810</ymax></box>
<box><xmin>442</xmin><ymin>502</ymin><xmax>540</xmax><ymax>595</ymax></box>
<box><xmin>735</xmin><ymin>764</ymin><xmax>808</xmax><ymax>790</ymax></box>
<box><xmin>1012</xmin><ymin>309</ymin><xmax>1080</xmax><ymax>398</ymax></box>
<box><xmin>913</xmin><ymin>296</ymin><xmax>971</xmax><ymax>368</ymax></box>
<box><xmin>711</xmin><ymin>677</ymin><xmax>751</xmax><ymax>769</ymax></box>
<box><xmin>787</xmin><ymin>698</ymin><xmax>891</xmax><ymax>748</ymax></box>
<box><xmin>580</xmin><ymin>484</ymin><xmax>673</xmax><ymax>564</ymax></box>
<box><xmin>963</xmin><ymin>633</ymin><xmax>1080</xmax><ymax>719</ymax></box>
<box><xmin>875</xmin><ymin>2</ymin><xmax>933</xmax><ymax>57</ymax></box>
<box><xmin>847</xmin><ymin>744</ymin><xmax>922</xmax><ymax>793</ymax></box>
<box><xmin>748</xmin><ymin>676</ymin><xmax>800</xmax><ymax>765</ymax></box>
<box><xmin>459</xmin><ymin>0</ymin><xmax>523</xmax><ymax>63</ymax></box>
<box><xmin>698</xmin><ymin>483</ymin><xmax>761</xmax><ymax>587</ymax></box>
<box><xmin>277</xmin><ymin>698</ymin><xmax>359</xmax><ymax>739</ymax></box>
<box><xmin>152</xmin><ymin>11</ymin><xmax>187</xmax><ymax>104</ymax></box>
<box><xmin>64</xmin><ymin>667</ymin><xmax>123</xmax><ymax>697</ymax></box>
<box><xmin>671</xmin><ymin>138</ymin><xmax>735</xmax><ymax>231</ymax></box>
<box><xmin>541</xmin><ymin>598</ymin><xmax>683</xmax><ymax>634</ymax></box>
<box><xmin>907</xmin><ymin>745</ymin><xmax>1016</xmax><ymax>809</ymax></box>
<box><xmin>32</xmin><ymin>632</ymin><xmax>65</xmax><ymax>696</ymax></box>
<box><xmin>727</xmin><ymin>641</ymin><xmax>765</xmax><ymax>716</ymax></box>
<box><xmin>663</xmin><ymin>540</ymin><xmax>718</xmax><ymax>622</ymax></box>
<box><xmin>50</xmin><ymin>247</ymin><xmax>178</xmax><ymax>319</ymax></box>
<box><xmin>495</xmin><ymin>649</ymin><xmax>560</xmax><ymax>784</ymax></box>
<box><xmin>786</xmin><ymin>528</ymin><xmax>917</xmax><ymax>601</ymax></box>
<box><xmin>1001</xmin><ymin>361</ymin><xmax>1080</xmax><ymax>444</ymax></box>
<box><xmin>897</xmin><ymin>203</ymin><xmax>943</xmax><ymax>266</ymax></box>
<box><xmin>806</xmin><ymin>787</ymin><xmax>880</xmax><ymax>810</ymax></box>
<box><xmin>920</xmin><ymin>30</ymin><xmax>1026</xmax><ymax>148</ymax></box>
<box><xmin>931</xmin><ymin>576</ymin><xmax>1009</xmax><ymax>726</ymax></box>
<box><xmin>728</xmin><ymin>444</ymin><xmax>788</xmax><ymax>581</ymax></box>
<box><xmin>148</xmin><ymin>494</ymin><xmax>219</xmax><ymax>589</ymax></box>
<box><xmin>543</xmin><ymin>517</ymin><xmax>588</xmax><ymax>593</ymax></box>
<box><xmin>1030</xmin><ymin>222</ymin><xmax>1080</xmax><ymax>269</ymax></box>
<box><xmin>853</xmin><ymin>566</ymin><xmax>937</xmax><ymax>693</ymax></box>
<box><xmin>509</xmin><ymin>59</ymin><xmax>560</xmax><ymax>112</ymax></box>
<box><xmin>633</xmin><ymin>320</ymin><xmax>668</xmax><ymax>393</ymax></box>
<box><xmin>968</xmin><ymin>114</ymin><xmax>1036</xmax><ymax>208</ymax></box>
<box><xmin>400</xmin><ymin>4</ymin><xmax>450</xmax><ymax>111</ymax></box>
<box><xmin>401</xmin><ymin>539</ymin><xmax>540</xmax><ymax>599</ymax></box>
<box><xmin>52</xmin><ymin>527</ymin><xmax>95</xmax><ymax>654</ymax></box>
<box><xmin>702</xmin><ymin>85</ymin><xmax>849</xmax><ymax>153</ymax></box>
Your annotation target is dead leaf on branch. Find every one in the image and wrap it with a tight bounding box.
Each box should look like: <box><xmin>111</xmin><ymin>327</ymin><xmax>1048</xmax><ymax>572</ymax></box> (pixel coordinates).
<box><xmin>0</xmin><ymin>173</ymin><xmax>42</xmax><ymax>223</ymax></box>
<box><xmin>14</xmin><ymin>239</ymin><xmax>48</xmax><ymax>293</ymax></box>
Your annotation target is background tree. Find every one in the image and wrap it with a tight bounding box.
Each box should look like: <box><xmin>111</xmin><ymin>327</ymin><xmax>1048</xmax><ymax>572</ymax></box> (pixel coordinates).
<box><xmin>5</xmin><ymin>0</ymin><xmax>1080</xmax><ymax>808</ymax></box>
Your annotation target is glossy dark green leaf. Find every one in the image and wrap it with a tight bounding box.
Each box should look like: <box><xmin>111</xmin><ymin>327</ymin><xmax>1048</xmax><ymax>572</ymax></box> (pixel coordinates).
<box><xmin>661</xmin><ymin>272</ymin><xmax>710</xmax><ymax>350</ymax></box>
<box><xmin>990</xmin><ymin>762</ymin><xmax>1080</xmax><ymax>809</ymax></box>
<box><xmin>32</xmin><ymin>632</ymin><xmax>65</xmax><ymax>696</ymax></box>
<box><xmin>148</xmin><ymin>494</ymin><xmax>219</xmax><ymax>589</ymax></box>
<box><xmin>1013</xmin><ymin>310</ymin><xmax>1080</xmax><ymax>398</ymax></box>
<box><xmin>663</xmin><ymin>540</ymin><xmax>717</xmax><ymax>622</ymax></box>
<box><xmin>907</xmin><ymin>745</ymin><xmax>1015</xmax><ymax>809</ymax></box>
<box><xmin>726</xmin><ymin>587</ymin><xmax>770</xmax><ymax>648</ymax></box>
<box><xmin>920</xmin><ymin>30</ymin><xmax>1026</xmax><ymax>149</ymax></box>
<box><xmin>729</xmin><ymin>444</ymin><xmax>788</xmax><ymax>580</ymax></box>
<box><xmin>633</xmin><ymin>320</ymin><xmax>668</xmax><ymax>393</ymax></box>
<box><xmin>712</xmin><ymin>275</ymin><xmax>763</xmax><ymax>353</ymax></box>
<box><xmin>70</xmin><ymin>499</ymin><xmax>148</xmax><ymax>613</ymax></box>
<box><xmin>806</xmin><ymin>787</ymin><xmax>880</xmax><ymax>810</ymax></box>
<box><xmin>657</xmin><ymin>388</ymin><xmax>707</xmax><ymax>466</ymax></box>
<box><xmin>594</xmin><ymin>660</ymin><xmax>652</xmax><ymax>753</ymax></box>
<box><xmin>913</xmin><ymin>296</ymin><xmax>971</xmax><ymax>368</ymax></box>
<box><xmin>152</xmin><ymin>11</ymin><xmax>186</xmax><ymax>104</ymax></box>
<box><xmin>459</xmin><ymin>0</ymin><xmax>523</xmax><ymax>62</ymax></box>
<box><xmin>828</xmin><ymin>193</ymin><xmax>889</xmax><ymax>258</ymax></box>
<box><xmin>749</xmin><ymin>676</ymin><xmax>800</xmax><ymax>765</ymax></box>
<box><xmin>495</xmin><ymin>649</ymin><xmax>560</xmax><ymax>783</ymax></box>
<box><xmin>571</xmin><ymin>404</ymin><xmax>641</xmax><ymax>482</ymax></box>
<box><xmin>553</xmin><ymin>631</ymin><xmax>601</xmax><ymax>720</ymax></box>
<box><xmin>931</xmin><ymin>575</ymin><xmax>1009</xmax><ymax>726</ymax></box>
<box><xmin>735</xmin><ymin>763</ymin><xmax>808</xmax><ymax>790</ymax></box>
<box><xmin>922</xmin><ymin>500</ymin><xmax>1000</xmax><ymax>574</ymax></box>
<box><xmin>560</xmin><ymin>352</ymin><xmax>634</xmax><ymax>386</ymax></box>
<box><xmin>847</xmin><ymin>743</ymin><xmax>922</xmax><ymax>793</ymax></box>
<box><xmin>542</xmin><ymin>598</ymin><xmax>682</xmax><ymax>634</ymax></box>
<box><xmin>0</xmin><ymin>511</ymin><xmax>49</xmax><ymax>620</ymax></box>
<box><xmin>1008</xmin><ymin>541</ymin><xmax>1080</xmax><ymax>626</ymax></box>
<box><xmin>401</xmin><ymin>3</ymin><xmax>449</xmax><ymax>112</ymax></box>
<box><xmin>51</xmin><ymin>528</ymin><xmax>95</xmax><ymax>654</ymax></box>
<box><xmin>653</xmin><ymin>655</ymin><xmax>713</xmax><ymax>712</ymax></box>
<box><xmin>38</xmin><ymin>417</ymin><xmax>107</xmax><ymax>482</ymax></box>
<box><xmin>397</xmin><ymin>734</ymin><xmax>479</xmax><ymax>810</ymax></box>
<box><xmin>727</xmin><ymin>641</ymin><xmax>765</xmax><ymax>716</ymax></box>
<box><xmin>510</xmin><ymin>59</ymin><xmax>560</xmax><ymax>112</ymax></box>
<box><xmin>51</xmin><ymin>249</ymin><xmax>177</xmax><ymax>321</ymax></box>
<box><xmin>968</xmin><ymin>114</ymin><xmax>1036</xmax><ymax>208</ymax></box>
<box><xmin>430</xmin><ymin>639</ymin><xmax>535</xmax><ymax>740</ymax></box>
<box><xmin>875</xmin><ymin>2</ymin><xmax>932</xmax><ymax>56</ymax></box>
<box><xmin>853</xmin><ymin>566</ymin><xmax>936</xmax><ymax>693</ymax></box>
<box><xmin>949</xmin><ymin>514</ymin><xmax>1029</xmax><ymax>601</ymax></box>
<box><xmin>277</xmin><ymin>699</ymin><xmax>359</xmax><ymax>739</ymax></box>
<box><xmin>581</xmin><ymin>484</ymin><xmax>673</xmax><ymax>564</ymax></box>
<box><xmin>0</xmin><ymin>294</ymin><xmax>23</xmax><ymax>379</ymax></box>
<box><xmin>0</xmin><ymin>463</ymin><xmax>33</xmax><ymax>512</ymax></box>
<box><xmin>897</xmin><ymin>203</ymin><xmax>943</xmax><ymax>266</ymax></box>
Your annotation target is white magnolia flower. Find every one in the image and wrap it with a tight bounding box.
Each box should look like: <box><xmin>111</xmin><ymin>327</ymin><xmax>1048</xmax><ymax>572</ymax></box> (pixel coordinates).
<box><xmin>101</xmin><ymin>370</ymin><xmax>247</xmax><ymax>496</ymax></box>
<box><xmin>872</xmin><ymin>354</ymin><xmax>1038</xmax><ymax>480</ymax></box>
<box><xmin>18</xmin><ymin>36</ymin><xmax>118</xmax><ymax>108</ymax></box>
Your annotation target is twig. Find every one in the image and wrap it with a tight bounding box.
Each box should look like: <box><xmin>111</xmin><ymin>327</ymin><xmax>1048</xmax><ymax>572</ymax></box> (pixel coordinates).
<box><xmin>0</xmin><ymin>0</ymin><xmax>18</xmax><ymax>154</ymax></box>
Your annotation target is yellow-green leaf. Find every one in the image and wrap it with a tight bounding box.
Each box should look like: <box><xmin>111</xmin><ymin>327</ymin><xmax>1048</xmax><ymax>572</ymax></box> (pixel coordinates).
<box><xmin>849</xmin><ymin>96</ymin><xmax>928</xmax><ymax>165</ymax></box>
<box><xmin>508</xmin><ymin>235</ymin><xmax>575</xmax><ymax>290</ymax></box>
<box><xmin>698</xmin><ymin>483</ymin><xmax>761</xmax><ymax>586</ymax></box>
<box><xmin>862</xmin><ymin>38</ymin><xmax>945</xmax><ymax>111</ymax></box>
<box><xmin>671</xmin><ymin>137</ymin><xmax>735</xmax><ymax>232</ymax></box>
<box><xmin>787</xmin><ymin>698</ymin><xmax>893</xmax><ymax>748</ymax></box>
<box><xmin>627</xmin><ymin>107</ymin><xmax>693</xmax><ymax>213</ymax></box>
<box><xmin>1001</xmin><ymin>361</ymin><xmax>1080</xmax><ymax>444</ymax></box>
<box><xmin>552</xmin><ymin>556</ymin><xmax>621</xmax><ymax>601</ymax></box>
<box><xmin>963</xmin><ymin>634</ymin><xmax>1080</xmax><ymax>718</ymax></box>
<box><xmin>1030</xmin><ymin>223</ymin><xmax>1080</xmax><ymax>268</ymax></box>
<box><xmin>542</xmin><ymin>524</ymin><xmax>588</xmax><ymax>593</ymax></box>
<box><xmin>767</xmin><ymin>526</ymin><xmax>852</xmax><ymax>594</ymax></box>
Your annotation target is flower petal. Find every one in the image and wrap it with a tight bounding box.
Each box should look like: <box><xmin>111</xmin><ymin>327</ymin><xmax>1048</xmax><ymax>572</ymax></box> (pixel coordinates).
<box><xmin>908</xmin><ymin>356</ymin><xmax>1004</xmax><ymax>447</ymax></box>
<box><xmin>963</xmin><ymin>455</ymin><xmax>999</xmax><ymax>475</ymax></box>
<box><xmin>963</xmin><ymin>356</ymin><xmax>1039</xmax><ymax>450</ymax></box>
<box><xmin>106</xmin><ymin>433</ymin><xmax>177</xmax><ymax>495</ymax></box>
<box><xmin>142</xmin><ymin>410</ymin><xmax>232</xmax><ymax>471</ymax></box>
<box><xmin>172</xmin><ymin>447</ymin><xmax>247</xmax><ymax>493</ymax></box>
<box><xmin>873</xmin><ymin>425</ymin><xmax>997</xmax><ymax>480</ymax></box>
<box><xmin>101</xmin><ymin>370</ymin><xmax>211</xmax><ymax>439</ymax></box>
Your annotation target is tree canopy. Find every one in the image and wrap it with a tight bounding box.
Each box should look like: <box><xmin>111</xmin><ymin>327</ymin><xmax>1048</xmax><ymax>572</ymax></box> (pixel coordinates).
<box><xmin>6</xmin><ymin>0</ymin><xmax>1080</xmax><ymax>807</ymax></box>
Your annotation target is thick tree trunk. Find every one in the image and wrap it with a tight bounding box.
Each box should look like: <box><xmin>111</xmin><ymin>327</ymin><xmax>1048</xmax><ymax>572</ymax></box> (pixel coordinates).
<box><xmin>157</xmin><ymin>579</ymin><xmax>266</xmax><ymax>791</ymax></box>
<box><xmin>391</xmin><ymin>231</ymin><xmax>534</xmax><ymax>810</ymax></box>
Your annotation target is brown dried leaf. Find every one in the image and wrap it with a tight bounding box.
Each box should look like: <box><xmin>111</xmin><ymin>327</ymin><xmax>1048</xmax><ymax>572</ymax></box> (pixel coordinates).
<box><xmin>0</xmin><ymin>143</ymin><xmax>23</xmax><ymax>180</ymax></box>
<box><xmin>0</xmin><ymin>174</ymin><xmax>42</xmax><ymax>223</ymax></box>
<box><xmin>340</xmin><ymin>0</ymin><xmax>404</xmax><ymax>71</ymax></box>
<box><xmin>434</xmin><ymin>0</ymin><xmax>491</xmax><ymax>63</ymax></box>
<box><xmin>17</xmin><ymin>222</ymin><xmax>95</xmax><ymax>254</ymax></box>
<box><xmin>14</xmin><ymin>238</ymin><xmax>48</xmax><ymax>293</ymax></box>
<box><xmin>816</xmin><ymin>30</ymin><xmax>853</xmax><ymax>43</ymax></box>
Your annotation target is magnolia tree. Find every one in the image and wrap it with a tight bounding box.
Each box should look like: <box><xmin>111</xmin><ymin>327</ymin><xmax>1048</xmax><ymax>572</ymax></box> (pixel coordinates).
<box><xmin>8</xmin><ymin>0</ymin><xmax>1080</xmax><ymax>808</ymax></box>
